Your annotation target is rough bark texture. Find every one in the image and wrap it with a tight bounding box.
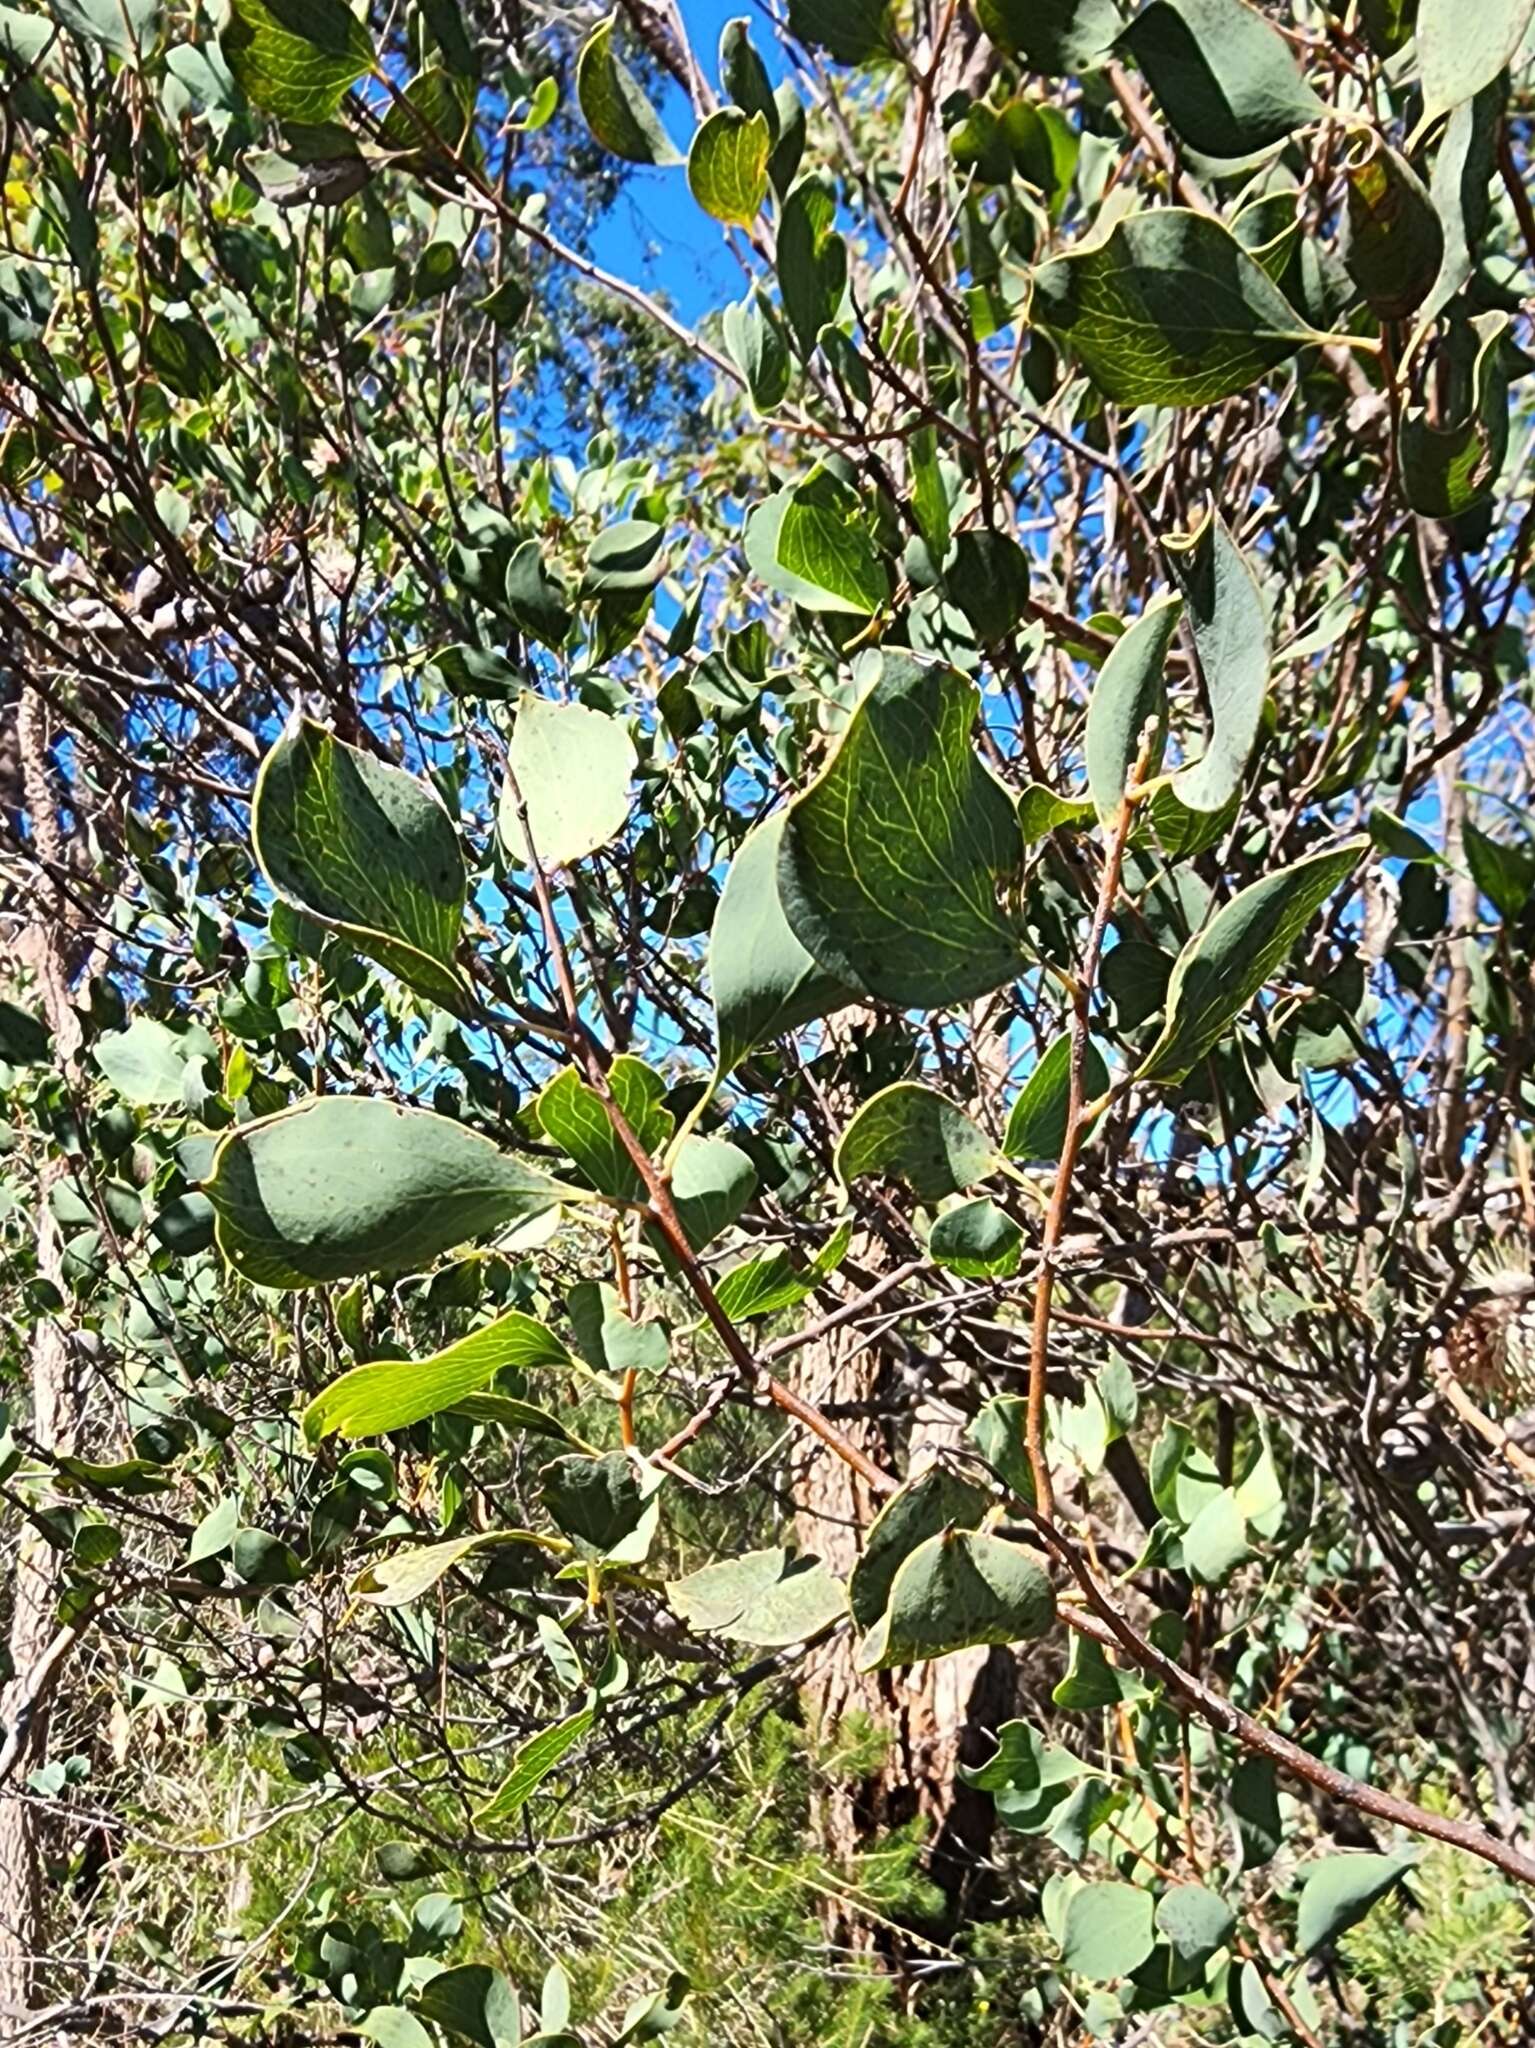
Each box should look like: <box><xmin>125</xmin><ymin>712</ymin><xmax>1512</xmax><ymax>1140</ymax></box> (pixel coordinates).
<box><xmin>0</xmin><ymin>688</ymin><xmax>85</xmax><ymax>2020</ymax></box>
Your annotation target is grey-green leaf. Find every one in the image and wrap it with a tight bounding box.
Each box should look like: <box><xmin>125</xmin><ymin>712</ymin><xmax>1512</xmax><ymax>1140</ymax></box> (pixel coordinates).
<box><xmin>928</xmin><ymin>1197</ymin><xmax>1022</xmax><ymax>1277</ymax></box>
<box><xmin>1032</xmin><ymin>208</ymin><xmax>1319</xmax><ymax>407</ymax></box>
<box><xmin>710</xmin><ymin>813</ymin><xmax>856</xmax><ymax>1075</ymax></box>
<box><xmin>1085</xmin><ymin>592</ymin><xmax>1180</xmax><ymax>822</ymax></box>
<box><xmin>1399</xmin><ymin>312</ymin><xmax>1511</xmax><ymax>519</ymax></box>
<box><xmin>778</xmin><ymin>653</ymin><xmax>1025</xmax><ymax>1008</ymax></box>
<box><xmin>848</xmin><ymin>1465</ymin><xmax>992</xmax><ymax>1629</ymax></box>
<box><xmin>1418</xmin><ymin>0</ymin><xmax>1534</xmax><ymax>120</ymax></box>
<box><xmin>1296</xmin><ymin>1852</ymin><xmax>1418</xmax><ymax>1955</ymax></box>
<box><xmin>1003</xmin><ymin>1034</ymin><xmax>1109</xmax><ymax>1162</ymax></box>
<box><xmin>975</xmin><ymin>0</ymin><xmax>1119</xmax><ymax>72</ymax></box>
<box><xmin>206</xmin><ymin>1096</ymin><xmax>575</xmax><ymax>1288</ymax></box>
<box><xmin>501</xmin><ymin>695</ymin><xmax>636</xmax><ymax>867</ymax></box>
<box><xmin>253</xmin><ymin>718</ymin><xmax>467</xmax><ymax>1010</ymax></box>
<box><xmin>856</xmin><ymin>1528</ymin><xmax>1055</xmax><ymax>1671</ymax></box>
<box><xmin>1120</xmin><ymin>0</ymin><xmax>1322</xmax><ymax>160</ymax></box>
<box><xmin>1165</xmin><ymin>511</ymin><xmax>1269</xmax><ymax>815</ymax></box>
<box><xmin>835</xmin><ymin>1083</ymin><xmax>996</xmax><ymax>1204</ymax></box>
<box><xmin>1060</xmin><ymin>1881</ymin><xmax>1156</xmax><ymax>1982</ymax></box>
<box><xmin>1138</xmin><ymin>840</ymin><xmax>1364</xmax><ymax>1085</ymax></box>
<box><xmin>667</xmin><ymin>1547</ymin><xmax>846</xmax><ymax>1646</ymax></box>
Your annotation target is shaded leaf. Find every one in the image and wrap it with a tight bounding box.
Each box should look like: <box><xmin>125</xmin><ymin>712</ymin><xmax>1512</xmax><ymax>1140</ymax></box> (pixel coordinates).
<box><xmin>1003</xmin><ymin>1033</ymin><xmax>1109</xmax><ymax>1162</ymax></box>
<box><xmin>778</xmin><ymin>653</ymin><xmax>1025</xmax><ymax>1008</ymax></box>
<box><xmin>1033</xmin><ymin>208</ymin><xmax>1319</xmax><ymax>407</ymax></box>
<box><xmin>1121</xmin><ymin>0</ymin><xmax>1321</xmax><ymax>159</ymax></box>
<box><xmin>1296</xmin><ymin>1852</ymin><xmax>1417</xmax><ymax>1955</ymax></box>
<box><xmin>856</xmin><ymin>1528</ymin><xmax>1055</xmax><ymax>1671</ymax></box>
<box><xmin>207</xmin><ymin>1096</ymin><xmax>574</xmax><ymax>1289</ymax></box>
<box><xmin>1165</xmin><ymin>511</ymin><xmax>1269</xmax><ymax>814</ymax></box>
<box><xmin>709</xmin><ymin>812</ymin><xmax>856</xmax><ymax>1074</ymax></box>
<box><xmin>254</xmin><ymin>718</ymin><xmax>467</xmax><ymax>1010</ymax></box>
<box><xmin>836</xmin><ymin>1082</ymin><xmax>996</xmax><ymax>1203</ymax></box>
<box><xmin>1138</xmin><ymin>841</ymin><xmax>1364</xmax><ymax>1084</ymax></box>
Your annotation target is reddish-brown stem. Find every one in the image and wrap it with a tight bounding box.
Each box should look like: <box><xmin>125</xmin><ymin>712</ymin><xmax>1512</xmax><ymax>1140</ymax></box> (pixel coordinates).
<box><xmin>502</xmin><ymin>767</ymin><xmax>896</xmax><ymax>1498</ymax></box>
<box><xmin>1025</xmin><ymin>786</ymin><xmax>1139</xmax><ymax>1516</ymax></box>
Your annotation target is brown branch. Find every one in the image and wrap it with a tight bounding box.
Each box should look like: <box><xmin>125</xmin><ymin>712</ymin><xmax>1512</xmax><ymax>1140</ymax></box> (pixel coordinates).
<box><xmin>1025</xmin><ymin>783</ymin><xmax>1139</xmax><ymax>1516</ymax></box>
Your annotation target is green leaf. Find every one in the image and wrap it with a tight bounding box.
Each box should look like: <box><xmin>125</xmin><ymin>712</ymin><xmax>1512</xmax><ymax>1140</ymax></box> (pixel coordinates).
<box><xmin>1061</xmin><ymin>1881</ymin><xmax>1156</xmax><ymax>1982</ymax></box>
<box><xmin>472</xmin><ymin>1708</ymin><xmax>595</xmax><ymax>1827</ymax></box>
<box><xmin>662</xmin><ymin>1135</ymin><xmax>758</xmax><ymax>1252</ymax></box>
<box><xmin>1085</xmin><ymin>593</ymin><xmax>1179</xmax><ymax>821</ymax></box>
<box><xmin>1018</xmin><ymin>784</ymin><xmax>1095</xmax><ymax>839</ymax></box>
<box><xmin>49</xmin><ymin>0</ymin><xmax>158</xmax><ymax>57</ymax></box>
<box><xmin>856</xmin><ymin>1528</ymin><xmax>1055</xmax><ymax>1671</ymax></box>
<box><xmin>1155</xmin><ymin>1883</ymin><xmax>1235</xmax><ymax>1970</ymax></box>
<box><xmin>413</xmin><ymin>1963</ymin><xmax>524</xmax><ymax>2048</ymax></box>
<box><xmin>145</xmin><ymin>312</ymin><xmax>224</xmax><ymax>402</ymax></box>
<box><xmin>1053</xmin><ymin>1632</ymin><xmax>1149</xmax><ymax>1709</ymax></box>
<box><xmin>967</xmin><ymin>1395</ymin><xmax>1036</xmax><ymax>1503</ymax></box>
<box><xmin>778</xmin><ymin>653</ymin><xmax>1025</xmax><ymax>1008</ymax></box>
<box><xmin>1003</xmin><ymin>1034</ymin><xmax>1109</xmax><ymax>1162</ymax></box>
<box><xmin>974</xmin><ymin>0</ymin><xmax>1118</xmax><ymax>72</ymax></box>
<box><xmin>584</xmin><ymin>518</ymin><xmax>667</xmax><ymax>596</ymax></box>
<box><xmin>1165</xmin><ymin>511</ymin><xmax>1269</xmax><ymax>814</ymax></box>
<box><xmin>1418</xmin><ymin>0</ymin><xmax>1533</xmax><ymax>120</ymax></box>
<box><xmin>187</xmin><ymin>1495</ymin><xmax>238</xmax><ymax>1563</ymax></box>
<box><xmin>1230</xmin><ymin>1754</ymin><xmax>1283</xmax><ymax>1870</ymax></box>
<box><xmin>667</xmin><ymin>1547</ymin><xmax>846</xmax><ymax>1646</ymax></box>
<box><xmin>722</xmin><ymin>289</ymin><xmax>792</xmax><ymax>411</ymax></box>
<box><xmin>1296</xmin><ymin>1852</ymin><xmax>1417</xmax><ymax>1955</ymax></box>
<box><xmin>1138</xmin><ymin>840</ymin><xmax>1364</xmax><ymax>1085</ymax></box>
<box><xmin>776</xmin><ymin>173</ymin><xmax>847</xmax><ymax>358</ymax></box>
<box><xmin>1399</xmin><ymin>312</ymin><xmax>1511</xmax><ymax>519</ymax></box>
<box><xmin>304</xmin><ymin>1311</ymin><xmax>572</xmax><ymax>1440</ymax></box>
<box><xmin>943</xmin><ymin>530</ymin><xmax>1032</xmax><ymax>643</ymax></box>
<box><xmin>835</xmin><ymin>1083</ymin><xmax>996</xmax><ymax>1203</ymax></box>
<box><xmin>1424</xmin><ymin>81</ymin><xmax>1504</xmax><ymax>324</ymax></box>
<box><xmin>501</xmin><ymin>695</ymin><xmax>636</xmax><ymax>867</ymax></box>
<box><xmin>450</xmin><ymin>1394</ymin><xmax>593</xmax><ymax>1449</ymax></box>
<box><xmin>94</xmin><ymin>1017</ymin><xmax>212</xmax><ymax>1105</ymax></box>
<box><xmin>207</xmin><ymin>1096</ymin><xmax>575</xmax><ymax>1288</ymax></box>
<box><xmin>709</xmin><ymin>812</ymin><xmax>855</xmax><ymax>1075</ymax></box>
<box><xmin>575</xmin><ymin>13</ymin><xmax>681</xmax><ymax>164</ymax></box>
<box><xmin>714</xmin><ymin>1248</ymin><xmax>819</xmax><ymax>1320</ymax></box>
<box><xmin>928</xmin><ymin>1197</ymin><xmax>1022</xmax><ymax>1277</ymax></box>
<box><xmin>504</xmin><ymin>541</ymin><xmax>572</xmax><ymax>647</ymax></box>
<box><xmin>848</xmin><ymin>1465</ymin><xmax>991</xmax><ymax>1629</ymax></box>
<box><xmin>221</xmin><ymin>0</ymin><xmax>375</xmax><ymax>123</ymax></box>
<box><xmin>1465</xmin><ymin>817</ymin><xmax>1535</xmax><ymax>920</ymax></box>
<box><xmin>380</xmin><ymin>64</ymin><xmax>472</xmax><ymax>160</ymax></box>
<box><xmin>687</xmin><ymin>107</ymin><xmax>770</xmax><ymax>227</ymax></box>
<box><xmin>253</xmin><ymin>718</ymin><xmax>468</xmax><ymax>1010</ymax></box>
<box><xmin>745</xmin><ymin>467</ymin><xmax>888</xmax><ymax>616</ymax></box>
<box><xmin>1182</xmin><ymin>1485</ymin><xmax>1250</xmax><ymax>1584</ymax></box>
<box><xmin>359</xmin><ymin>2008</ymin><xmax>435</xmax><ymax>2048</ymax></box>
<box><xmin>541</xmin><ymin>1450</ymin><xmax>661</xmax><ymax>1562</ymax></box>
<box><xmin>615</xmin><ymin>1974</ymin><xmax>690</xmax><ymax>2045</ymax></box>
<box><xmin>354</xmin><ymin>1530</ymin><xmax>546</xmax><ymax>1607</ymax></box>
<box><xmin>0</xmin><ymin>998</ymin><xmax>48</xmax><ymax>1065</ymax></box>
<box><xmin>1343</xmin><ymin>136</ymin><xmax>1443</xmax><ymax>322</ymax></box>
<box><xmin>785</xmin><ymin>0</ymin><xmax>892</xmax><ymax>61</ymax></box>
<box><xmin>536</xmin><ymin>1057</ymin><xmax>672</xmax><ymax>1203</ymax></box>
<box><xmin>1121</xmin><ymin>0</ymin><xmax>1322</xmax><ymax>160</ymax></box>
<box><xmin>1032</xmin><ymin>208</ymin><xmax>1319</xmax><ymax>407</ymax></box>
<box><xmin>960</xmin><ymin>1720</ymin><xmax>1088</xmax><ymax>1833</ymax></box>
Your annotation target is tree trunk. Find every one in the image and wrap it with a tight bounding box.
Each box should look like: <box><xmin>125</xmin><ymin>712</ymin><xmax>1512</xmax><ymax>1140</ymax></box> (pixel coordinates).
<box><xmin>0</xmin><ymin>688</ymin><xmax>85</xmax><ymax>2020</ymax></box>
